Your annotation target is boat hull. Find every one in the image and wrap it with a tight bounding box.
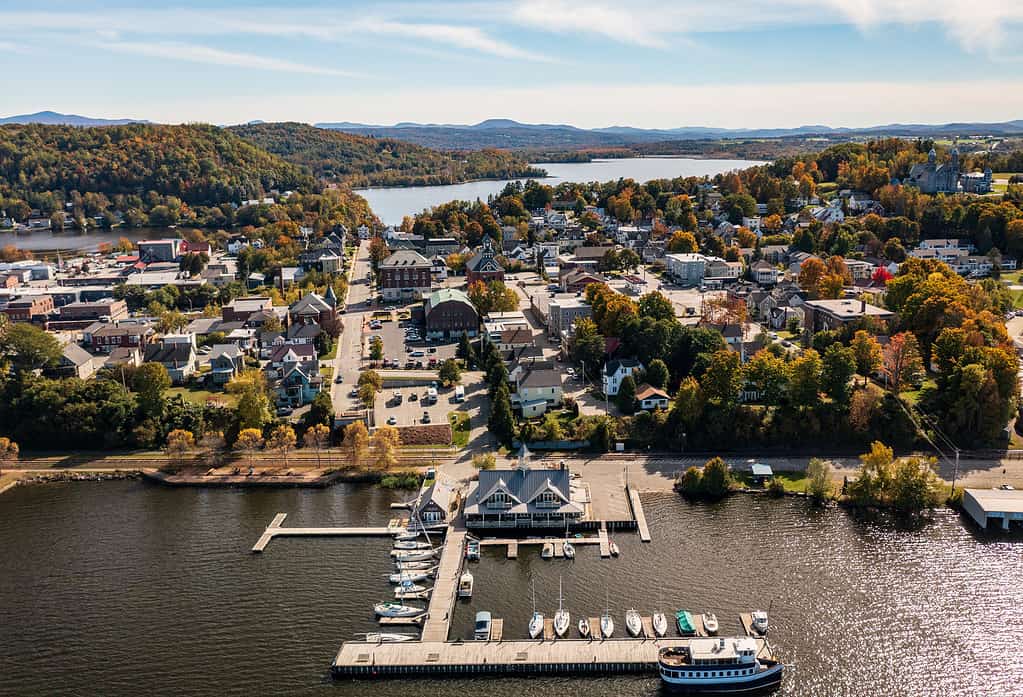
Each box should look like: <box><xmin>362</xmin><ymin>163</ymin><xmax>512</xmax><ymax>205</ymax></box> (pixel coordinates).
<box><xmin>659</xmin><ymin>662</ymin><xmax>783</xmax><ymax>694</ymax></box>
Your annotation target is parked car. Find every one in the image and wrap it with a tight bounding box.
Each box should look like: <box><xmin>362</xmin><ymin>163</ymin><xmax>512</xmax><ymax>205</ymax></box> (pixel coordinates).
<box><xmin>428</xmin><ymin>347</ymin><xmax>437</xmax><ymax>353</ymax></box>
<box><xmin>387</xmin><ymin>416</ymin><xmax>397</xmax><ymax>425</ymax></box>
<box><xmin>421</xmin><ymin>411</ymin><xmax>431</xmax><ymax>424</ymax></box>
<box><xmin>411</xmin><ymin>350</ymin><xmax>425</xmax><ymax>357</ymax></box>
<box><xmin>276</xmin><ymin>406</ymin><xmax>293</xmax><ymax>417</ymax></box>
<box><xmin>334</xmin><ymin>375</ymin><xmax>344</xmax><ymax>384</ymax></box>
<box><xmin>409</xmin><ymin>393</ymin><xmax>418</xmax><ymax>401</ymax></box>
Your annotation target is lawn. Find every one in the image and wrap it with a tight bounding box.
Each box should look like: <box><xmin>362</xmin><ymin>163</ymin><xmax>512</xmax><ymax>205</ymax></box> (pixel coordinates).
<box><xmin>735</xmin><ymin>471</ymin><xmax>810</xmax><ymax>493</ymax></box>
<box><xmin>167</xmin><ymin>385</ymin><xmax>237</xmax><ymax>406</ymax></box>
<box><xmin>448</xmin><ymin>411</ymin><xmax>470</xmax><ymax>448</ymax></box>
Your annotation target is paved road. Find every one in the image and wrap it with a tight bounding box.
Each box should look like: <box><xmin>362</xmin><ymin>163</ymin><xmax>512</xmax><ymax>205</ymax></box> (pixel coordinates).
<box><xmin>330</xmin><ymin>241</ymin><xmax>373</xmax><ymax>411</ymax></box>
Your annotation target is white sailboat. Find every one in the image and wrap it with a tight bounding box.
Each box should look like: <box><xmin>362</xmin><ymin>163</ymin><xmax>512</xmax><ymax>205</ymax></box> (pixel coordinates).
<box><xmin>360</xmin><ymin>632</ymin><xmax>417</xmax><ymax>643</ymax></box>
<box><xmin>391</xmin><ymin>549</ymin><xmax>438</xmax><ymax>562</ymax></box>
<box><xmin>625</xmin><ymin>608</ymin><xmax>642</xmax><ymax>637</ymax></box>
<box><xmin>373</xmin><ymin>602</ymin><xmax>425</xmax><ymax>618</ymax></box>
<box><xmin>553</xmin><ymin>577</ymin><xmax>570</xmax><ymax>638</ymax></box>
<box><xmin>578</xmin><ymin>618</ymin><xmax>590</xmax><ymax>638</ymax></box>
<box><xmin>528</xmin><ymin>580</ymin><xmax>544</xmax><ymax>639</ymax></box>
<box><xmin>388</xmin><ymin>568</ymin><xmax>435</xmax><ymax>584</ymax></box>
<box><xmin>563</xmin><ymin>521</ymin><xmax>575</xmax><ymax>559</ymax></box>
<box><xmin>653</xmin><ymin>590</ymin><xmax>668</xmax><ymax>637</ymax></box>
<box><xmin>392</xmin><ymin>540</ymin><xmax>432</xmax><ymax>550</ymax></box>
<box><xmin>703</xmin><ymin>612</ymin><xmax>719</xmax><ymax>635</ymax></box>
<box><xmin>394</xmin><ymin>560</ymin><xmax>434</xmax><ymax>571</ymax></box>
<box><xmin>600</xmin><ymin>588</ymin><xmax>614</xmax><ymax>638</ymax></box>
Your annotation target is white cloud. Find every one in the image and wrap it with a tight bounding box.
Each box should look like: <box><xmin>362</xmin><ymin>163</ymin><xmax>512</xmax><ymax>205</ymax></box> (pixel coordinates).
<box><xmin>350</xmin><ymin>19</ymin><xmax>549</xmax><ymax>61</ymax></box>
<box><xmin>90</xmin><ymin>40</ymin><xmax>362</xmax><ymax>78</ymax></box>
<box><xmin>101</xmin><ymin>79</ymin><xmax>1023</xmax><ymax>129</ymax></box>
<box><xmin>511</xmin><ymin>0</ymin><xmax>667</xmax><ymax>48</ymax></box>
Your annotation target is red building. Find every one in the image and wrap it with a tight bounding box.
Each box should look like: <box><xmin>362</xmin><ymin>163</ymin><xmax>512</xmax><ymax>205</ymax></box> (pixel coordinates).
<box><xmin>465</xmin><ymin>237</ymin><xmax>505</xmax><ymax>286</ymax></box>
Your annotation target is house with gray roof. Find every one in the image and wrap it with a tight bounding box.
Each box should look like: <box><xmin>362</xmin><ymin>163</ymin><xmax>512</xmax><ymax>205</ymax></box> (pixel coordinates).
<box><xmin>463</xmin><ymin>450</ymin><xmax>583</xmax><ymax>529</ymax></box>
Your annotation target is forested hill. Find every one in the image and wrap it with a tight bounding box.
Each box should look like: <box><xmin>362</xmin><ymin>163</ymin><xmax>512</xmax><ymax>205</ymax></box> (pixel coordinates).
<box><xmin>229</xmin><ymin>122</ymin><xmax>545</xmax><ymax>187</ymax></box>
<box><xmin>0</xmin><ymin>123</ymin><xmax>316</xmax><ymax>207</ymax></box>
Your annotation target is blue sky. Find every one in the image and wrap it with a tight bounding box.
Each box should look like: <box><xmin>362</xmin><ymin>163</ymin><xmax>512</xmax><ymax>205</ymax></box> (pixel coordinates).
<box><xmin>1</xmin><ymin>1</ymin><xmax>1022</xmax><ymax>128</ymax></box>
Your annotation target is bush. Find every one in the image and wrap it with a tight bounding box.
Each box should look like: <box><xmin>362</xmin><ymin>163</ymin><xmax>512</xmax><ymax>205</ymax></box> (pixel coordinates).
<box><xmin>675</xmin><ymin>456</ymin><xmax>733</xmax><ymax>500</ymax></box>
<box><xmin>380</xmin><ymin>471</ymin><xmax>420</xmax><ymax>489</ymax></box>
<box><xmin>766</xmin><ymin>477</ymin><xmax>786</xmax><ymax>497</ymax></box>
<box><xmin>472</xmin><ymin>452</ymin><xmax>496</xmax><ymax>470</ymax></box>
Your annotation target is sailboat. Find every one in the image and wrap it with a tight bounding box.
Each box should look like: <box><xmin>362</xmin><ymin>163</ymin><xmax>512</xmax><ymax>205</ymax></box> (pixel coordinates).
<box><xmin>703</xmin><ymin>612</ymin><xmax>719</xmax><ymax>635</ymax></box>
<box><xmin>553</xmin><ymin>577</ymin><xmax>570</xmax><ymax>638</ymax></box>
<box><xmin>392</xmin><ymin>540</ymin><xmax>432</xmax><ymax>550</ymax></box>
<box><xmin>360</xmin><ymin>632</ymin><xmax>417</xmax><ymax>643</ymax></box>
<box><xmin>652</xmin><ymin>590</ymin><xmax>668</xmax><ymax>637</ymax></box>
<box><xmin>563</xmin><ymin>521</ymin><xmax>575</xmax><ymax>559</ymax></box>
<box><xmin>528</xmin><ymin>580</ymin><xmax>544</xmax><ymax>639</ymax></box>
<box><xmin>600</xmin><ymin>588</ymin><xmax>615</xmax><ymax>638</ymax></box>
<box><xmin>578</xmin><ymin>618</ymin><xmax>590</xmax><ymax>638</ymax></box>
<box><xmin>625</xmin><ymin>608</ymin><xmax>642</xmax><ymax>637</ymax></box>
<box><xmin>374</xmin><ymin>602</ymin><xmax>425</xmax><ymax>618</ymax></box>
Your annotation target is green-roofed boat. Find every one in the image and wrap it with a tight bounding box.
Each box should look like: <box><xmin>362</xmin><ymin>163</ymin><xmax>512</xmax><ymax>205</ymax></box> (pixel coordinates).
<box><xmin>675</xmin><ymin>609</ymin><xmax>696</xmax><ymax>635</ymax></box>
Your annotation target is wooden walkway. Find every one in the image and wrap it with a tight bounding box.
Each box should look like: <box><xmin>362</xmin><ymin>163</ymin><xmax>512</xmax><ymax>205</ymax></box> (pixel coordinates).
<box><xmin>627</xmin><ymin>486</ymin><xmax>651</xmax><ymax>542</ymax></box>
<box><xmin>420</xmin><ymin>529</ymin><xmax>466</xmax><ymax>642</ymax></box>
<box><xmin>332</xmin><ymin>637</ymin><xmax>772</xmax><ymax>677</ymax></box>
<box><xmin>491</xmin><ymin>619</ymin><xmax>504</xmax><ymax>641</ymax></box>
<box><xmin>251</xmin><ymin>513</ymin><xmax>404</xmax><ymax>553</ymax></box>
<box><xmin>588</xmin><ymin>617</ymin><xmax>601</xmax><ymax>639</ymax></box>
<box><xmin>506</xmin><ymin>541</ymin><xmax>518</xmax><ymax>558</ymax></box>
<box><xmin>598</xmin><ymin>525</ymin><xmax>610</xmax><ymax>557</ymax></box>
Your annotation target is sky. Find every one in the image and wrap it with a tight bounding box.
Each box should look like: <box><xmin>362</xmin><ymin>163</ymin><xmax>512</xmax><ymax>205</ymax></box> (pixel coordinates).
<box><xmin>1</xmin><ymin>1</ymin><xmax>1023</xmax><ymax>129</ymax></box>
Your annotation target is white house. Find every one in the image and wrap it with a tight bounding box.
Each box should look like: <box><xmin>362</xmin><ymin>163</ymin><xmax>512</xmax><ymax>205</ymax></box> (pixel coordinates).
<box><xmin>635</xmin><ymin>384</ymin><xmax>670</xmax><ymax>411</ymax></box>
<box><xmin>603</xmin><ymin>358</ymin><xmax>643</xmax><ymax>396</ymax></box>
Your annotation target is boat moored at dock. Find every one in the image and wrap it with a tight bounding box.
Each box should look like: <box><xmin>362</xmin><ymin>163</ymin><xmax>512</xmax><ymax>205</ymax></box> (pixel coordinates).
<box><xmin>652</xmin><ymin>612</ymin><xmax>668</xmax><ymax>637</ymax></box>
<box><xmin>374</xmin><ymin>602</ymin><xmax>426</xmax><ymax>618</ymax></box>
<box><xmin>703</xmin><ymin>613</ymin><xmax>719</xmax><ymax>635</ymax></box>
<box><xmin>625</xmin><ymin>609</ymin><xmax>642</xmax><ymax>637</ymax></box>
<box><xmin>458</xmin><ymin>571</ymin><xmax>474</xmax><ymax>598</ymax></box>
<box><xmin>676</xmin><ymin>610</ymin><xmax>696</xmax><ymax>636</ymax></box>
<box><xmin>658</xmin><ymin>637</ymin><xmax>782</xmax><ymax>693</ymax></box>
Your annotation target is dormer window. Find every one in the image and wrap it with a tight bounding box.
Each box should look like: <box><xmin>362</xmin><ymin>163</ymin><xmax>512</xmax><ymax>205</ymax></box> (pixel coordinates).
<box><xmin>488</xmin><ymin>491</ymin><xmax>509</xmax><ymax>507</ymax></box>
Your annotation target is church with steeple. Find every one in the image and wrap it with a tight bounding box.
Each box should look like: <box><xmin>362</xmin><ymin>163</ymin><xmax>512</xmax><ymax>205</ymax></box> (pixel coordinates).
<box><xmin>465</xmin><ymin>236</ymin><xmax>505</xmax><ymax>285</ymax></box>
<box><xmin>906</xmin><ymin>147</ymin><xmax>961</xmax><ymax>194</ymax></box>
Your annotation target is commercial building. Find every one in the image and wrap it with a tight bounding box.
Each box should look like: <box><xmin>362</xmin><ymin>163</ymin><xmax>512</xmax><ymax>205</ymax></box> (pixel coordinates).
<box><xmin>423</xmin><ymin>288</ymin><xmax>479</xmax><ymax>339</ymax></box>
<box><xmin>379</xmin><ymin>250</ymin><xmax>432</xmax><ymax>301</ymax></box>
<box><xmin>962</xmin><ymin>488</ymin><xmax>1023</xmax><ymax>531</ymax></box>
<box><xmin>463</xmin><ymin>453</ymin><xmax>584</xmax><ymax>530</ymax></box>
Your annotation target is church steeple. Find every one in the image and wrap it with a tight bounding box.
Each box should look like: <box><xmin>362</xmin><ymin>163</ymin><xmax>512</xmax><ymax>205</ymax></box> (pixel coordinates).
<box><xmin>324</xmin><ymin>284</ymin><xmax>338</xmax><ymax>307</ymax></box>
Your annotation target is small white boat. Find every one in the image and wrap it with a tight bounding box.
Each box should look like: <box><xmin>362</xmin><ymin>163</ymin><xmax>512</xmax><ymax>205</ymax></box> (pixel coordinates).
<box><xmin>625</xmin><ymin>608</ymin><xmax>642</xmax><ymax>637</ymax></box>
<box><xmin>528</xmin><ymin>580</ymin><xmax>544</xmax><ymax>639</ymax></box>
<box><xmin>578</xmin><ymin>618</ymin><xmax>590</xmax><ymax>638</ymax></box>
<box><xmin>394</xmin><ymin>582</ymin><xmax>428</xmax><ymax>594</ymax></box>
<box><xmin>751</xmin><ymin>610</ymin><xmax>769</xmax><ymax>635</ymax></box>
<box><xmin>393</xmin><ymin>530</ymin><xmax>420</xmax><ymax>542</ymax></box>
<box><xmin>553</xmin><ymin>576</ymin><xmax>570</xmax><ymax>637</ymax></box>
<box><xmin>703</xmin><ymin>612</ymin><xmax>719</xmax><ymax>635</ymax></box>
<box><xmin>394</xmin><ymin>587</ymin><xmax>430</xmax><ymax>600</ymax></box>
<box><xmin>361</xmin><ymin>632</ymin><xmax>417</xmax><ymax>643</ymax></box>
<box><xmin>601</xmin><ymin>588</ymin><xmax>614</xmax><ymax>638</ymax></box>
<box><xmin>392</xmin><ymin>540</ymin><xmax>432</xmax><ymax>550</ymax></box>
<box><xmin>541</xmin><ymin>541</ymin><xmax>554</xmax><ymax>559</ymax></box>
<box><xmin>609</xmin><ymin>540</ymin><xmax>620</xmax><ymax>557</ymax></box>
<box><xmin>374</xmin><ymin>602</ymin><xmax>424</xmax><ymax>618</ymax></box>
<box><xmin>388</xmin><ymin>569</ymin><xmax>435</xmax><ymax>584</ymax></box>
<box><xmin>394</xmin><ymin>560</ymin><xmax>434</xmax><ymax>571</ymax></box>
<box><xmin>563</xmin><ymin>540</ymin><xmax>575</xmax><ymax>559</ymax></box>
<box><xmin>652</xmin><ymin>612</ymin><xmax>668</xmax><ymax>637</ymax></box>
<box><xmin>474</xmin><ymin>611</ymin><xmax>492</xmax><ymax>641</ymax></box>
<box><xmin>458</xmin><ymin>571</ymin><xmax>474</xmax><ymax>598</ymax></box>
<box><xmin>392</xmin><ymin>549</ymin><xmax>438</xmax><ymax>562</ymax></box>
<box><xmin>465</xmin><ymin>539</ymin><xmax>481</xmax><ymax>561</ymax></box>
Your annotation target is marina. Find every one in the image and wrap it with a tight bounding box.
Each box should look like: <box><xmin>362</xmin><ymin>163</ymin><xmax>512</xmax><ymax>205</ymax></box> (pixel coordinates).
<box><xmin>251</xmin><ymin>513</ymin><xmax>407</xmax><ymax>553</ymax></box>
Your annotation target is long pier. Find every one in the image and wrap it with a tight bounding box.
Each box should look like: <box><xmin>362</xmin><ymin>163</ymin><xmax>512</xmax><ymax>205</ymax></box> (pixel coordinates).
<box><xmin>420</xmin><ymin>529</ymin><xmax>466</xmax><ymax>642</ymax></box>
<box><xmin>626</xmin><ymin>486</ymin><xmax>651</xmax><ymax>542</ymax></box>
<box><xmin>250</xmin><ymin>513</ymin><xmax>406</xmax><ymax>553</ymax></box>
<box><xmin>331</xmin><ymin>636</ymin><xmax>771</xmax><ymax>677</ymax></box>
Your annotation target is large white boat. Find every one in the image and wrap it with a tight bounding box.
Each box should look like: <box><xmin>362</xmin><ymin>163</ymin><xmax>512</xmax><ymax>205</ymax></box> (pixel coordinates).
<box><xmin>658</xmin><ymin>638</ymin><xmax>783</xmax><ymax>693</ymax></box>
<box><xmin>625</xmin><ymin>608</ymin><xmax>642</xmax><ymax>637</ymax></box>
<box><xmin>528</xmin><ymin>580</ymin><xmax>544</xmax><ymax>639</ymax></box>
<box><xmin>751</xmin><ymin>610</ymin><xmax>769</xmax><ymax>635</ymax></box>
<box><xmin>373</xmin><ymin>602</ymin><xmax>425</xmax><ymax>618</ymax></box>
<box><xmin>652</xmin><ymin>612</ymin><xmax>668</xmax><ymax>637</ymax></box>
<box><xmin>458</xmin><ymin>571</ymin><xmax>474</xmax><ymax>598</ymax></box>
<box><xmin>553</xmin><ymin>577</ymin><xmax>570</xmax><ymax>638</ymax></box>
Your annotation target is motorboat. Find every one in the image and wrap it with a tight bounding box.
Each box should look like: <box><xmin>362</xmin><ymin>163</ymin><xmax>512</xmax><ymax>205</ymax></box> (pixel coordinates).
<box><xmin>658</xmin><ymin>638</ymin><xmax>783</xmax><ymax>692</ymax></box>
<box><xmin>361</xmin><ymin>632</ymin><xmax>417</xmax><ymax>643</ymax></box>
<box><xmin>703</xmin><ymin>612</ymin><xmax>719</xmax><ymax>635</ymax></box>
<box><xmin>578</xmin><ymin>618</ymin><xmax>590</xmax><ymax>638</ymax></box>
<box><xmin>625</xmin><ymin>608</ymin><xmax>642</xmax><ymax>637</ymax></box>
<box><xmin>609</xmin><ymin>540</ymin><xmax>620</xmax><ymax>557</ymax></box>
<box><xmin>394</xmin><ymin>560</ymin><xmax>434</xmax><ymax>571</ymax></box>
<box><xmin>553</xmin><ymin>577</ymin><xmax>570</xmax><ymax>638</ymax></box>
<box><xmin>391</xmin><ymin>549</ymin><xmax>438</xmax><ymax>562</ymax></box>
<box><xmin>394</xmin><ymin>582</ymin><xmax>428</xmax><ymax>594</ymax></box>
<box><xmin>373</xmin><ymin>602</ymin><xmax>425</xmax><ymax>618</ymax></box>
<box><xmin>474</xmin><ymin>611</ymin><xmax>492</xmax><ymax>641</ymax></box>
<box><xmin>541</xmin><ymin>541</ymin><xmax>554</xmax><ymax>559</ymax></box>
<box><xmin>465</xmin><ymin>539</ymin><xmax>481</xmax><ymax>561</ymax></box>
<box><xmin>388</xmin><ymin>569</ymin><xmax>435</xmax><ymax>584</ymax></box>
<box><xmin>652</xmin><ymin>612</ymin><xmax>668</xmax><ymax>637</ymax></box>
<box><xmin>601</xmin><ymin>588</ymin><xmax>614</xmax><ymax>638</ymax></box>
<box><xmin>390</xmin><ymin>536</ymin><xmax>431</xmax><ymax>548</ymax></box>
<box><xmin>751</xmin><ymin>610</ymin><xmax>769</xmax><ymax>635</ymax></box>
<box><xmin>458</xmin><ymin>571</ymin><xmax>474</xmax><ymax>598</ymax></box>
<box><xmin>676</xmin><ymin>610</ymin><xmax>696</xmax><ymax>635</ymax></box>
<box><xmin>563</xmin><ymin>540</ymin><xmax>575</xmax><ymax>559</ymax></box>
<box><xmin>394</xmin><ymin>586</ymin><xmax>430</xmax><ymax>600</ymax></box>
<box><xmin>528</xmin><ymin>580</ymin><xmax>544</xmax><ymax>640</ymax></box>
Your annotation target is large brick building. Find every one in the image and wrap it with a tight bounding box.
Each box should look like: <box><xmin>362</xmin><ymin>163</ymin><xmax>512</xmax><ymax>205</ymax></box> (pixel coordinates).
<box><xmin>2</xmin><ymin>295</ymin><xmax>54</xmax><ymax>322</ymax></box>
<box><xmin>379</xmin><ymin>250</ymin><xmax>432</xmax><ymax>301</ymax></box>
<box><xmin>423</xmin><ymin>288</ymin><xmax>479</xmax><ymax>339</ymax></box>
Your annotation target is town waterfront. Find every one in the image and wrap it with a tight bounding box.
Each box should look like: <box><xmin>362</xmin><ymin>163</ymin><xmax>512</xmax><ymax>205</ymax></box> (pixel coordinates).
<box><xmin>0</xmin><ymin>226</ymin><xmax>163</xmax><ymax>253</ymax></box>
<box><xmin>355</xmin><ymin>157</ymin><xmax>763</xmax><ymax>225</ymax></box>
<box><xmin>1</xmin><ymin>480</ymin><xmax>1021</xmax><ymax>696</ymax></box>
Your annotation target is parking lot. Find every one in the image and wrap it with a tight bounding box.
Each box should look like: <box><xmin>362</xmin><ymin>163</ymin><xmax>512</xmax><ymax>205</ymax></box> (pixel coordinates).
<box><xmin>374</xmin><ymin>382</ymin><xmax>465</xmax><ymax>427</ymax></box>
<box><xmin>364</xmin><ymin>307</ymin><xmax>458</xmax><ymax>370</ymax></box>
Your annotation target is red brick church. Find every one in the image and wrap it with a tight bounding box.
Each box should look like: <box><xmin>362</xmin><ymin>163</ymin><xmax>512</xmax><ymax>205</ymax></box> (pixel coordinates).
<box><xmin>465</xmin><ymin>236</ymin><xmax>505</xmax><ymax>285</ymax></box>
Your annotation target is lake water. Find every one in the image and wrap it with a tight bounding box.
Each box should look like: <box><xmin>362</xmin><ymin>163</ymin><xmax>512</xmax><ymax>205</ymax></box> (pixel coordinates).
<box><xmin>1</xmin><ymin>481</ymin><xmax>1021</xmax><ymax>697</ymax></box>
<box><xmin>0</xmin><ymin>227</ymin><xmax>164</xmax><ymax>254</ymax></box>
<box><xmin>355</xmin><ymin>157</ymin><xmax>762</xmax><ymax>225</ymax></box>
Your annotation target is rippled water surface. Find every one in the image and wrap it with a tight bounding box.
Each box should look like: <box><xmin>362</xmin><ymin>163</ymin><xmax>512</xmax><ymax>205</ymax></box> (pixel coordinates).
<box><xmin>1</xmin><ymin>482</ymin><xmax>1021</xmax><ymax>697</ymax></box>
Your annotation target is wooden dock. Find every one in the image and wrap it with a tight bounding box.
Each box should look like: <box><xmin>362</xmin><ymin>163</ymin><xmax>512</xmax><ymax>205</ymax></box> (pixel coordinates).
<box><xmin>543</xmin><ymin>618</ymin><xmax>555</xmax><ymax>641</ymax></box>
<box><xmin>419</xmin><ymin>529</ymin><xmax>466</xmax><ymax>642</ymax></box>
<box><xmin>506</xmin><ymin>541</ymin><xmax>518</xmax><ymax>559</ymax></box>
<box><xmin>588</xmin><ymin>617</ymin><xmax>601</xmax><ymax>639</ymax></box>
<box><xmin>491</xmin><ymin>619</ymin><xmax>504</xmax><ymax>641</ymax></box>
<box><xmin>378</xmin><ymin>616</ymin><xmax>424</xmax><ymax>627</ymax></box>
<box><xmin>627</xmin><ymin>486</ymin><xmax>651</xmax><ymax>542</ymax></box>
<box><xmin>598</xmin><ymin>526</ymin><xmax>610</xmax><ymax>557</ymax></box>
<box><xmin>251</xmin><ymin>513</ymin><xmax>407</xmax><ymax>553</ymax></box>
<box><xmin>640</xmin><ymin>616</ymin><xmax>654</xmax><ymax>639</ymax></box>
<box><xmin>332</xmin><ymin>637</ymin><xmax>772</xmax><ymax>677</ymax></box>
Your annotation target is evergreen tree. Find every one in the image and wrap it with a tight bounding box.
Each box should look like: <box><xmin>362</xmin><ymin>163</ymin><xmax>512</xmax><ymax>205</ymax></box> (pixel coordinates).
<box><xmin>488</xmin><ymin>383</ymin><xmax>515</xmax><ymax>445</ymax></box>
<box><xmin>617</xmin><ymin>374</ymin><xmax>637</xmax><ymax>414</ymax></box>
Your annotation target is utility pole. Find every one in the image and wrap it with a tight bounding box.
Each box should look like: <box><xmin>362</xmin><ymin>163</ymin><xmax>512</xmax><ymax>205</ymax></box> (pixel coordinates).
<box><xmin>952</xmin><ymin>448</ymin><xmax>960</xmax><ymax>494</ymax></box>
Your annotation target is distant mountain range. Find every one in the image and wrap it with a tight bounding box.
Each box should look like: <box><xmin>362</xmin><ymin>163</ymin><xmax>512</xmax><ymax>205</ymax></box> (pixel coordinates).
<box><xmin>0</xmin><ymin>110</ymin><xmax>150</xmax><ymax>126</ymax></box>
<box><xmin>316</xmin><ymin>118</ymin><xmax>1023</xmax><ymax>150</ymax></box>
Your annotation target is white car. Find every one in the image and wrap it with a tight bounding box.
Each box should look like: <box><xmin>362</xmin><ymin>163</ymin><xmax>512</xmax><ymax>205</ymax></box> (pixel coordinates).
<box><xmin>387</xmin><ymin>416</ymin><xmax>398</xmax><ymax>425</ymax></box>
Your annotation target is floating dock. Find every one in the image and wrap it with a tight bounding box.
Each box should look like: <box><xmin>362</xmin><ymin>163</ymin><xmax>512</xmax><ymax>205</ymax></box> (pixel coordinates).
<box><xmin>739</xmin><ymin>613</ymin><xmax>766</xmax><ymax>638</ymax></box>
<box><xmin>332</xmin><ymin>637</ymin><xmax>772</xmax><ymax>677</ymax></box>
<box><xmin>251</xmin><ymin>513</ymin><xmax>412</xmax><ymax>553</ymax></box>
<box><xmin>419</xmin><ymin>530</ymin><xmax>466</xmax><ymax>642</ymax></box>
<box><xmin>626</xmin><ymin>486</ymin><xmax>651</xmax><ymax>542</ymax></box>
